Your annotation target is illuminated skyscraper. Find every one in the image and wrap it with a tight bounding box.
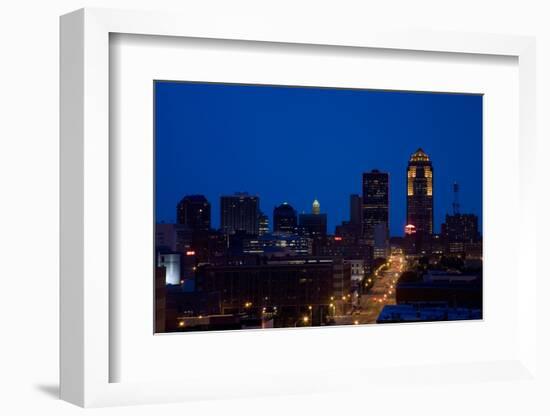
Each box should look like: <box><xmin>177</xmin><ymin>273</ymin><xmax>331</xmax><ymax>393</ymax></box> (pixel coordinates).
<box><xmin>299</xmin><ymin>199</ymin><xmax>327</xmax><ymax>237</ymax></box>
<box><xmin>312</xmin><ymin>199</ymin><xmax>321</xmax><ymax>215</ymax></box>
<box><xmin>362</xmin><ymin>170</ymin><xmax>389</xmax><ymax>245</ymax></box>
<box><xmin>406</xmin><ymin>148</ymin><xmax>434</xmax><ymax>252</ymax></box>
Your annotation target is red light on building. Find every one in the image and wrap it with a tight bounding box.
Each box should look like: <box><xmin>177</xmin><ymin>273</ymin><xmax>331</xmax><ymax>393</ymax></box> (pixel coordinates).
<box><xmin>186</xmin><ymin>250</ymin><xmax>196</xmax><ymax>256</ymax></box>
<box><xmin>404</xmin><ymin>224</ymin><xmax>416</xmax><ymax>235</ymax></box>
<box><xmin>334</xmin><ymin>236</ymin><xmax>343</xmax><ymax>241</ymax></box>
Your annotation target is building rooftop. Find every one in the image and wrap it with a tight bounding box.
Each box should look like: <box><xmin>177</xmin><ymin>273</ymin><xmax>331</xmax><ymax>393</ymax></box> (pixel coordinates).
<box><xmin>409</xmin><ymin>148</ymin><xmax>430</xmax><ymax>162</ymax></box>
<box><xmin>179</xmin><ymin>194</ymin><xmax>209</xmax><ymax>203</ymax></box>
<box><xmin>377</xmin><ymin>304</ymin><xmax>482</xmax><ymax>323</ymax></box>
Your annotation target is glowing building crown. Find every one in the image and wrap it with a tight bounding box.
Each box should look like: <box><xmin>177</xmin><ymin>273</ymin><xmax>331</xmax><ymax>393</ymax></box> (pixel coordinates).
<box><xmin>410</xmin><ymin>148</ymin><xmax>430</xmax><ymax>162</ymax></box>
<box><xmin>312</xmin><ymin>199</ymin><xmax>320</xmax><ymax>215</ymax></box>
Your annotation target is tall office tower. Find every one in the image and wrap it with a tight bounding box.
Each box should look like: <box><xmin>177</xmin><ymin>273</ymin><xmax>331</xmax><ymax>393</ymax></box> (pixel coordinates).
<box><xmin>299</xmin><ymin>199</ymin><xmax>327</xmax><ymax>237</ymax></box>
<box><xmin>349</xmin><ymin>194</ymin><xmax>362</xmax><ymax>226</ymax></box>
<box><xmin>441</xmin><ymin>213</ymin><xmax>479</xmax><ymax>256</ymax></box>
<box><xmin>362</xmin><ymin>169</ymin><xmax>389</xmax><ymax>245</ymax></box>
<box><xmin>176</xmin><ymin>195</ymin><xmax>211</xmax><ymax>231</ymax></box>
<box><xmin>406</xmin><ymin>148</ymin><xmax>434</xmax><ymax>253</ymax></box>
<box><xmin>258</xmin><ymin>211</ymin><xmax>270</xmax><ymax>236</ymax></box>
<box><xmin>373</xmin><ymin>222</ymin><xmax>389</xmax><ymax>259</ymax></box>
<box><xmin>273</xmin><ymin>202</ymin><xmax>297</xmax><ymax>234</ymax></box>
<box><xmin>220</xmin><ymin>192</ymin><xmax>260</xmax><ymax>235</ymax></box>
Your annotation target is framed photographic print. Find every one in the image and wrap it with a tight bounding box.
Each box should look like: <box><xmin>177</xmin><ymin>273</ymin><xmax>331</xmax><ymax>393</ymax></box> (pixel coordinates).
<box><xmin>60</xmin><ymin>7</ymin><xmax>538</xmax><ymax>408</ymax></box>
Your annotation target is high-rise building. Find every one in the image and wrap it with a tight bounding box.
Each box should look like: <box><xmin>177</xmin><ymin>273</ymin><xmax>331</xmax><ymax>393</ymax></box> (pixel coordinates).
<box><xmin>406</xmin><ymin>148</ymin><xmax>434</xmax><ymax>252</ymax></box>
<box><xmin>299</xmin><ymin>199</ymin><xmax>327</xmax><ymax>237</ymax></box>
<box><xmin>350</xmin><ymin>194</ymin><xmax>362</xmax><ymax>226</ymax></box>
<box><xmin>156</xmin><ymin>223</ymin><xmax>177</xmax><ymax>252</ymax></box>
<box><xmin>335</xmin><ymin>221</ymin><xmax>361</xmax><ymax>240</ymax></box>
<box><xmin>258</xmin><ymin>211</ymin><xmax>270</xmax><ymax>236</ymax></box>
<box><xmin>362</xmin><ymin>169</ymin><xmax>389</xmax><ymax>245</ymax></box>
<box><xmin>441</xmin><ymin>213</ymin><xmax>479</xmax><ymax>256</ymax></box>
<box><xmin>373</xmin><ymin>222</ymin><xmax>389</xmax><ymax>259</ymax></box>
<box><xmin>312</xmin><ymin>198</ymin><xmax>321</xmax><ymax>215</ymax></box>
<box><xmin>273</xmin><ymin>202</ymin><xmax>297</xmax><ymax>234</ymax></box>
<box><xmin>157</xmin><ymin>252</ymin><xmax>181</xmax><ymax>285</ymax></box>
<box><xmin>220</xmin><ymin>193</ymin><xmax>259</xmax><ymax>235</ymax></box>
<box><xmin>176</xmin><ymin>195</ymin><xmax>211</xmax><ymax>231</ymax></box>
<box><xmin>243</xmin><ymin>234</ymin><xmax>312</xmax><ymax>256</ymax></box>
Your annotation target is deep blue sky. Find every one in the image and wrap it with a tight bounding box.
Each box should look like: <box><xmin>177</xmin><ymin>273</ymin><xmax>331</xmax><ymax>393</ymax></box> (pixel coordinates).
<box><xmin>155</xmin><ymin>81</ymin><xmax>482</xmax><ymax>236</ymax></box>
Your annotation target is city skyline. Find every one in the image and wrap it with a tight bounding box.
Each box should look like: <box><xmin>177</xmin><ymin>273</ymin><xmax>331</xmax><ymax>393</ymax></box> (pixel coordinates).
<box><xmin>155</xmin><ymin>81</ymin><xmax>482</xmax><ymax>236</ymax></box>
<box><xmin>157</xmin><ymin>163</ymin><xmax>477</xmax><ymax>237</ymax></box>
<box><xmin>154</xmin><ymin>81</ymin><xmax>483</xmax><ymax>332</ymax></box>
<box><xmin>162</xmin><ymin>149</ymin><xmax>477</xmax><ymax>239</ymax></box>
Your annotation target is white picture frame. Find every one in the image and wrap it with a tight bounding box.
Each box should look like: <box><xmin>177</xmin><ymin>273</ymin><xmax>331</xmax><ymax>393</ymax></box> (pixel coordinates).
<box><xmin>60</xmin><ymin>7</ymin><xmax>538</xmax><ymax>408</ymax></box>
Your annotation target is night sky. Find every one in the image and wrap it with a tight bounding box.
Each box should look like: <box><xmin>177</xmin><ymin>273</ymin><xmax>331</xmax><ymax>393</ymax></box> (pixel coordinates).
<box><xmin>155</xmin><ymin>81</ymin><xmax>482</xmax><ymax>236</ymax></box>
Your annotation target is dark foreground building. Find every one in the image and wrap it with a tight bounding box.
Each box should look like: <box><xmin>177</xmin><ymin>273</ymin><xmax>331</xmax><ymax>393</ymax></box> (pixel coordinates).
<box><xmin>194</xmin><ymin>257</ymin><xmax>349</xmax><ymax>328</ymax></box>
<box><xmin>362</xmin><ymin>169</ymin><xmax>389</xmax><ymax>245</ymax></box>
<box><xmin>273</xmin><ymin>202</ymin><xmax>298</xmax><ymax>234</ymax></box>
<box><xmin>176</xmin><ymin>195</ymin><xmax>211</xmax><ymax>230</ymax></box>
<box><xmin>377</xmin><ymin>269</ymin><xmax>482</xmax><ymax>323</ymax></box>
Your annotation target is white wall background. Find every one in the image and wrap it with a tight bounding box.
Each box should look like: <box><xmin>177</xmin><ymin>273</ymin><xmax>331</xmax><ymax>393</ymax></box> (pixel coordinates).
<box><xmin>0</xmin><ymin>1</ymin><xmax>548</xmax><ymax>414</ymax></box>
